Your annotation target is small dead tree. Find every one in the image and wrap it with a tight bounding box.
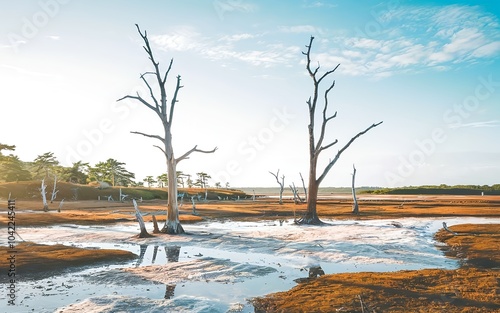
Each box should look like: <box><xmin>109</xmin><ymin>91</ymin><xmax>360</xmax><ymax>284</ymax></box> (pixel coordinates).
<box><xmin>299</xmin><ymin>172</ymin><xmax>307</xmax><ymax>202</ymax></box>
<box><xmin>152</xmin><ymin>215</ymin><xmax>161</xmax><ymax>234</ymax></box>
<box><xmin>297</xmin><ymin>36</ymin><xmax>382</xmax><ymax>225</ymax></box>
<box><xmin>58</xmin><ymin>198</ymin><xmax>64</xmax><ymax>213</ymax></box>
<box><xmin>118</xmin><ymin>24</ymin><xmax>217</xmax><ymax>234</ymax></box>
<box><xmin>50</xmin><ymin>175</ymin><xmax>58</xmax><ymax>203</ymax></box>
<box><xmin>289</xmin><ymin>183</ymin><xmax>304</xmax><ymax>204</ymax></box>
<box><xmin>352</xmin><ymin>164</ymin><xmax>359</xmax><ymax>215</ymax></box>
<box><xmin>40</xmin><ymin>179</ymin><xmax>49</xmax><ymax>211</ymax></box>
<box><xmin>133</xmin><ymin>199</ymin><xmax>153</xmax><ymax>238</ymax></box>
<box><xmin>269</xmin><ymin>170</ymin><xmax>285</xmax><ymax>204</ymax></box>
<box><xmin>191</xmin><ymin>196</ymin><xmax>197</xmax><ymax>215</ymax></box>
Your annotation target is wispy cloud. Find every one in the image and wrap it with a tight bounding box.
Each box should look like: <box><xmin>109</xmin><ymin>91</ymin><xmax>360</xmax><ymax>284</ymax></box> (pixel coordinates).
<box><xmin>152</xmin><ymin>29</ymin><xmax>300</xmax><ymax>68</ymax></box>
<box><xmin>152</xmin><ymin>27</ymin><xmax>203</xmax><ymax>52</ymax></box>
<box><xmin>323</xmin><ymin>5</ymin><xmax>500</xmax><ymax>77</ymax></box>
<box><xmin>151</xmin><ymin>4</ymin><xmax>499</xmax><ymax>77</ymax></box>
<box><xmin>278</xmin><ymin>25</ymin><xmax>319</xmax><ymax>34</ymax></box>
<box><xmin>302</xmin><ymin>1</ymin><xmax>337</xmax><ymax>9</ymax></box>
<box><xmin>449</xmin><ymin>120</ymin><xmax>500</xmax><ymax>129</ymax></box>
<box><xmin>219</xmin><ymin>33</ymin><xmax>258</xmax><ymax>42</ymax></box>
<box><xmin>213</xmin><ymin>0</ymin><xmax>257</xmax><ymax>20</ymax></box>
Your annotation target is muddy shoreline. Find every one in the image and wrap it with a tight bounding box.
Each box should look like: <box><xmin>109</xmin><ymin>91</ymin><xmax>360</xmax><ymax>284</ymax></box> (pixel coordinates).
<box><xmin>1</xmin><ymin>196</ymin><xmax>499</xmax><ymax>312</ymax></box>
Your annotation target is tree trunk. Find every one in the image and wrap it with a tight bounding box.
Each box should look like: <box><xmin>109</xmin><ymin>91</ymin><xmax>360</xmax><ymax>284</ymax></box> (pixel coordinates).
<box><xmin>152</xmin><ymin>215</ymin><xmax>161</xmax><ymax>234</ymax></box>
<box><xmin>133</xmin><ymin>199</ymin><xmax>153</xmax><ymax>238</ymax></box>
<box><xmin>162</xmin><ymin>153</ymin><xmax>185</xmax><ymax>234</ymax></box>
<box><xmin>298</xmin><ymin>159</ymin><xmax>322</xmax><ymax>225</ymax></box>
<box><xmin>41</xmin><ymin>179</ymin><xmax>49</xmax><ymax>212</ymax></box>
<box><xmin>352</xmin><ymin>164</ymin><xmax>359</xmax><ymax>215</ymax></box>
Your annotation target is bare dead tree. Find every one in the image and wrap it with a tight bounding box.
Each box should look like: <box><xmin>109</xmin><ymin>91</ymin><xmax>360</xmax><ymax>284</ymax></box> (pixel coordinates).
<box><xmin>50</xmin><ymin>175</ymin><xmax>58</xmax><ymax>203</ymax></box>
<box><xmin>297</xmin><ymin>36</ymin><xmax>382</xmax><ymax>225</ymax></box>
<box><xmin>58</xmin><ymin>198</ymin><xmax>64</xmax><ymax>213</ymax></box>
<box><xmin>40</xmin><ymin>179</ymin><xmax>49</xmax><ymax>211</ymax></box>
<box><xmin>289</xmin><ymin>183</ymin><xmax>304</xmax><ymax>204</ymax></box>
<box><xmin>352</xmin><ymin>164</ymin><xmax>359</xmax><ymax>215</ymax></box>
<box><xmin>152</xmin><ymin>215</ymin><xmax>161</xmax><ymax>234</ymax></box>
<box><xmin>118</xmin><ymin>24</ymin><xmax>217</xmax><ymax>234</ymax></box>
<box><xmin>269</xmin><ymin>170</ymin><xmax>285</xmax><ymax>204</ymax></box>
<box><xmin>299</xmin><ymin>172</ymin><xmax>307</xmax><ymax>202</ymax></box>
<box><xmin>133</xmin><ymin>199</ymin><xmax>153</xmax><ymax>238</ymax></box>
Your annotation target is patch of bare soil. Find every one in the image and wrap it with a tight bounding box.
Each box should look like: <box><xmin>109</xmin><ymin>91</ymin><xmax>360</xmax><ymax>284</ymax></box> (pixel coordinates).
<box><xmin>0</xmin><ymin>242</ymin><xmax>137</xmax><ymax>280</ymax></box>
<box><xmin>252</xmin><ymin>223</ymin><xmax>500</xmax><ymax>313</ymax></box>
<box><xmin>0</xmin><ymin>200</ymin><xmax>203</xmax><ymax>227</ymax></box>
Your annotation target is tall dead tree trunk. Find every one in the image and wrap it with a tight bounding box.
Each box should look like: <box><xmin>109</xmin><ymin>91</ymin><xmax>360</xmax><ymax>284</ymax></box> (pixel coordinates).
<box><xmin>297</xmin><ymin>36</ymin><xmax>382</xmax><ymax>225</ymax></box>
<box><xmin>269</xmin><ymin>170</ymin><xmax>285</xmax><ymax>204</ymax></box>
<box><xmin>118</xmin><ymin>24</ymin><xmax>216</xmax><ymax>234</ymax></box>
<box><xmin>352</xmin><ymin>164</ymin><xmax>359</xmax><ymax>215</ymax></box>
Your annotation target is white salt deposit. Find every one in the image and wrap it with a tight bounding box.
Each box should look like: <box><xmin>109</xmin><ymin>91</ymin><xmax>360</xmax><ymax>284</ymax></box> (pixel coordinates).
<box><xmin>1</xmin><ymin>216</ymin><xmax>498</xmax><ymax>313</ymax></box>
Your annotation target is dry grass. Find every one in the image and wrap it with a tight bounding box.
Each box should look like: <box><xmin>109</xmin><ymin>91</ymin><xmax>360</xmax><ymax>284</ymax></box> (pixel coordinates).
<box><xmin>2</xmin><ymin>192</ymin><xmax>499</xmax><ymax>311</ymax></box>
<box><xmin>252</xmin><ymin>224</ymin><xmax>500</xmax><ymax>313</ymax></box>
<box><xmin>435</xmin><ymin>224</ymin><xmax>500</xmax><ymax>268</ymax></box>
<box><xmin>0</xmin><ymin>242</ymin><xmax>137</xmax><ymax>280</ymax></box>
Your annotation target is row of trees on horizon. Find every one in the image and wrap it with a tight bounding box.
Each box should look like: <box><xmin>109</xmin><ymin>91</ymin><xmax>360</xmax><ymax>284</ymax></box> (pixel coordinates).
<box><xmin>0</xmin><ymin>143</ymin><xmax>225</xmax><ymax>189</ymax></box>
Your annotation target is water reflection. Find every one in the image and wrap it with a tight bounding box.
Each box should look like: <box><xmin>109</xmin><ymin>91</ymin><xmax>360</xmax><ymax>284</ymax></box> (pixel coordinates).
<box><xmin>136</xmin><ymin>244</ymin><xmax>148</xmax><ymax>267</ymax></box>
<box><xmin>294</xmin><ymin>265</ymin><xmax>325</xmax><ymax>283</ymax></box>
<box><xmin>164</xmin><ymin>284</ymin><xmax>176</xmax><ymax>299</ymax></box>
<box><xmin>166</xmin><ymin>246</ymin><xmax>181</xmax><ymax>262</ymax></box>
<box><xmin>130</xmin><ymin>245</ymin><xmax>182</xmax><ymax>298</ymax></box>
<box><xmin>151</xmin><ymin>246</ymin><xmax>159</xmax><ymax>264</ymax></box>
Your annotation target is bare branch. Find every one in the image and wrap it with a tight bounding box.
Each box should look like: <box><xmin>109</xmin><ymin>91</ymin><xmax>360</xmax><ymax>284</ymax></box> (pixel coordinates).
<box><xmin>176</xmin><ymin>145</ymin><xmax>217</xmax><ymax>163</ymax></box>
<box><xmin>319</xmin><ymin>139</ymin><xmax>338</xmax><ymax>153</ymax></box>
<box><xmin>317</xmin><ymin>63</ymin><xmax>340</xmax><ymax>85</ymax></box>
<box><xmin>269</xmin><ymin>170</ymin><xmax>285</xmax><ymax>187</ymax></box>
<box><xmin>130</xmin><ymin>131</ymin><xmax>164</xmax><ymax>143</ymax></box>
<box><xmin>117</xmin><ymin>94</ymin><xmax>156</xmax><ymax>112</ymax></box>
<box><xmin>153</xmin><ymin>144</ymin><xmax>167</xmax><ymax>156</ymax></box>
<box><xmin>168</xmin><ymin>75</ymin><xmax>183</xmax><ymax>126</ymax></box>
<box><xmin>135</xmin><ymin>24</ymin><xmax>168</xmax><ymax>117</ymax></box>
<box><xmin>317</xmin><ymin>121</ymin><xmax>383</xmax><ymax>184</ymax></box>
<box><xmin>315</xmin><ymin>80</ymin><xmax>337</xmax><ymax>153</ymax></box>
<box><xmin>162</xmin><ymin>59</ymin><xmax>174</xmax><ymax>86</ymax></box>
<box><xmin>140</xmin><ymin>72</ymin><xmax>160</xmax><ymax>110</ymax></box>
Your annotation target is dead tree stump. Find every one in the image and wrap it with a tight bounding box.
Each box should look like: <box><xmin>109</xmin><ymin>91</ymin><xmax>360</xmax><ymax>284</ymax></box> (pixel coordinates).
<box><xmin>133</xmin><ymin>199</ymin><xmax>153</xmax><ymax>238</ymax></box>
<box><xmin>152</xmin><ymin>215</ymin><xmax>161</xmax><ymax>234</ymax></box>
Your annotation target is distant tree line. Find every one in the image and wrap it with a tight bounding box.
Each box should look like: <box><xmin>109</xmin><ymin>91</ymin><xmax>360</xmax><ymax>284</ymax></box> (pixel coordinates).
<box><xmin>365</xmin><ymin>184</ymin><xmax>500</xmax><ymax>195</ymax></box>
<box><xmin>0</xmin><ymin>143</ymin><xmax>227</xmax><ymax>188</ymax></box>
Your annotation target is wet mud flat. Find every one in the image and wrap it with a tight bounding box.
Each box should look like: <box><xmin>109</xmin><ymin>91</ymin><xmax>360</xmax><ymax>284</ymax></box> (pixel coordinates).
<box><xmin>1</xmin><ymin>216</ymin><xmax>499</xmax><ymax>312</ymax></box>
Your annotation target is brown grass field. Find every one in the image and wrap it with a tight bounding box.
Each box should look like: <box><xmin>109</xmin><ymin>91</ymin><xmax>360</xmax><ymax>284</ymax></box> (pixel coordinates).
<box><xmin>1</xmin><ymin>182</ymin><xmax>499</xmax><ymax>312</ymax></box>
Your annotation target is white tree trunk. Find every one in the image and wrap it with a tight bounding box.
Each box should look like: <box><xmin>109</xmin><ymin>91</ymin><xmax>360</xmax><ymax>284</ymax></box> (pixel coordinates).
<box><xmin>269</xmin><ymin>170</ymin><xmax>285</xmax><ymax>205</ymax></box>
<box><xmin>352</xmin><ymin>164</ymin><xmax>359</xmax><ymax>215</ymax></box>
<box><xmin>50</xmin><ymin>175</ymin><xmax>58</xmax><ymax>203</ymax></box>
<box><xmin>299</xmin><ymin>172</ymin><xmax>307</xmax><ymax>202</ymax></box>
<box><xmin>58</xmin><ymin>199</ymin><xmax>64</xmax><ymax>212</ymax></box>
<box><xmin>133</xmin><ymin>199</ymin><xmax>152</xmax><ymax>238</ymax></box>
<box><xmin>41</xmin><ymin>179</ymin><xmax>49</xmax><ymax>211</ymax></box>
<box><xmin>162</xmin><ymin>155</ymin><xmax>184</xmax><ymax>234</ymax></box>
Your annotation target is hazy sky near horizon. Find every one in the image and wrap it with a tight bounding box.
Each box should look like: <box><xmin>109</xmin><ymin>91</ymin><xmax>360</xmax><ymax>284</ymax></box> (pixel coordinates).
<box><xmin>1</xmin><ymin>0</ymin><xmax>499</xmax><ymax>188</ymax></box>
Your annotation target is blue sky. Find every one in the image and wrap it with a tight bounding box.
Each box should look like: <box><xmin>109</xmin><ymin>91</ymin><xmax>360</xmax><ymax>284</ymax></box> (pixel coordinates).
<box><xmin>1</xmin><ymin>0</ymin><xmax>499</xmax><ymax>188</ymax></box>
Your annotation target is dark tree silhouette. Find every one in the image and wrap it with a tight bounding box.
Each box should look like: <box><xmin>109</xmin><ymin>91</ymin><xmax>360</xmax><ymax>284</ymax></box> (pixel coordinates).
<box><xmin>297</xmin><ymin>36</ymin><xmax>382</xmax><ymax>225</ymax></box>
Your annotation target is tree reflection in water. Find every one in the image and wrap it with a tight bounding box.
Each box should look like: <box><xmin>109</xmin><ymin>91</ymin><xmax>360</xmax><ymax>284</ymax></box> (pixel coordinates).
<box><xmin>164</xmin><ymin>245</ymin><xmax>181</xmax><ymax>299</ymax></box>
